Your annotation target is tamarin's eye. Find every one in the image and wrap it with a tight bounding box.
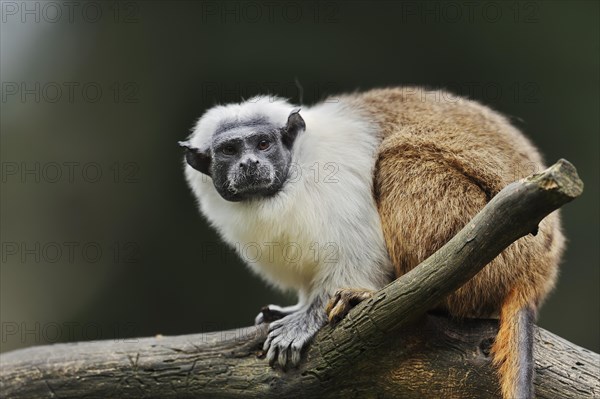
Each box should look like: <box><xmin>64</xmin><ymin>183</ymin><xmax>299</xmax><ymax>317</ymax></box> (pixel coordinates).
<box><xmin>257</xmin><ymin>140</ymin><xmax>271</xmax><ymax>151</ymax></box>
<box><xmin>222</xmin><ymin>145</ymin><xmax>236</xmax><ymax>156</ymax></box>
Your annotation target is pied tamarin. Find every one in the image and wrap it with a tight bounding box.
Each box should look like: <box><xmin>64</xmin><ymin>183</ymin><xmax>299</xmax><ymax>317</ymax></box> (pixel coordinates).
<box><xmin>180</xmin><ymin>87</ymin><xmax>563</xmax><ymax>399</ymax></box>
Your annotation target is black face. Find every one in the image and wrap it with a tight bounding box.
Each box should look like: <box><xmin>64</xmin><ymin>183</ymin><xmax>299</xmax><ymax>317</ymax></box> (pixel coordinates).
<box><xmin>180</xmin><ymin>109</ymin><xmax>305</xmax><ymax>202</ymax></box>
<box><xmin>210</xmin><ymin>126</ymin><xmax>291</xmax><ymax>201</ymax></box>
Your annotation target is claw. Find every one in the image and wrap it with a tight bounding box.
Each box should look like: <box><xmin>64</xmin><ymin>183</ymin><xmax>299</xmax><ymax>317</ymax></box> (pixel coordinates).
<box><xmin>326</xmin><ymin>288</ymin><xmax>374</xmax><ymax>325</ymax></box>
<box><xmin>290</xmin><ymin>342</ymin><xmax>302</xmax><ymax>366</ymax></box>
<box><xmin>277</xmin><ymin>347</ymin><xmax>288</xmax><ymax>368</ymax></box>
<box><xmin>266</xmin><ymin>344</ymin><xmax>277</xmax><ymax>365</ymax></box>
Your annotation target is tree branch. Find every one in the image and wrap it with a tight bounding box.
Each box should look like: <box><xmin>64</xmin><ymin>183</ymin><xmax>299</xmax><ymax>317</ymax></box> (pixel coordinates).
<box><xmin>1</xmin><ymin>159</ymin><xmax>596</xmax><ymax>399</ymax></box>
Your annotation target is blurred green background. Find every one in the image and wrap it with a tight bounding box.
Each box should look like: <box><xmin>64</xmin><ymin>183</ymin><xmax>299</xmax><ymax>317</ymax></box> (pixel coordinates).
<box><xmin>1</xmin><ymin>1</ymin><xmax>598</xmax><ymax>354</ymax></box>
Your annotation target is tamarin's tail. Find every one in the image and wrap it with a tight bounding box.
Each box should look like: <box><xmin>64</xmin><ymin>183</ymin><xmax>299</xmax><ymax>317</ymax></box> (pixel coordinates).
<box><xmin>492</xmin><ymin>288</ymin><xmax>536</xmax><ymax>399</ymax></box>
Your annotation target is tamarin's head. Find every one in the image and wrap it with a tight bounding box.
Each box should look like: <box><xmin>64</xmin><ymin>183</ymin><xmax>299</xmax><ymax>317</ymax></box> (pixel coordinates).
<box><xmin>180</xmin><ymin>97</ymin><xmax>305</xmax><ymax>202</ymax></box>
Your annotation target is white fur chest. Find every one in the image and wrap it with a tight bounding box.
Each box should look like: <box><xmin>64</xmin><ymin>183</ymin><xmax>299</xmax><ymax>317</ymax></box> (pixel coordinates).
<box><xmin>185</xmin><ymin>99</ymin><xmax>394</xmax><ymax>297</ymax></box>
<box><xmin>200</xmin><ymin>189</ymin><xmax>323</xmax><ymax>292</ymax></box>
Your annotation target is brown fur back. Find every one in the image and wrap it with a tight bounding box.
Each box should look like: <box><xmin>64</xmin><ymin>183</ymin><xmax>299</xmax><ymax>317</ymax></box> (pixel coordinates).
<box><xmin>342</xmin><ymin>87</ymin><xmax>564</xmax><ymax>318</ymax></box>
<box><xmin>339</xmin><ymin>87</ymin><xmax>565</xmax><ymax>398</ymax></box>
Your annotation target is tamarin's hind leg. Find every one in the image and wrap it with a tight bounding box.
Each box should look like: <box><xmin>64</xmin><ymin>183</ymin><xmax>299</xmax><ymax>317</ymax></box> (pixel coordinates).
<box><xmin>326</xmin><ymin>288</ymin><xmax>375</xmax><ymax>324</ymax></box>
<box><xmin>492</xmin><ymin>288</ymin><xmax>537</xmax><ymax>399</ymax></box>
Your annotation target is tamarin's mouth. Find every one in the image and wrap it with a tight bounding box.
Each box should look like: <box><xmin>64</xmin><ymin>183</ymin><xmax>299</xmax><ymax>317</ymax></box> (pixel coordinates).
<box><xmin>220</xmin><ymin>173</ymin><xmax>277</xmax><ymax>200</ymax></box>
<box><xmin>232</xmin><ymin>178</ymin><xmax>275</xmax><ymax>194</ymax></box>
<box><xmin>230</xmin><ymin>166</ymin><xmax>274</xmax><ymax>189</ymax></box>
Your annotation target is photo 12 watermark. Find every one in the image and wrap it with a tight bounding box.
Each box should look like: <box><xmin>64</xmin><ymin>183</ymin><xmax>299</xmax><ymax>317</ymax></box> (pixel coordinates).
<box><xmin>1</xmin><ymin>241</ymin><xmax>141</xmax><ymax>265</ymax></box>
<box><xmin>395</xmin><ymin>83</ymin><xmax>541</xmax><ymax>105</ymax></box>
<box><xmin>196</xmin><ymin>161</ymin><xmax>341</xmax><ymax>185</ymax></box>
<box><xmin>1</xmin><ymin>82</ymin><xmax>141</xmax><ymax>104</ymax></box>
<box><xmin>199</xmin><ymin>80</ymin><xmax>341</xmax><ymax>104</ymax></box>
<box><xmin>398</xmin><ymin>1</ymin><xmax>541</xmax><ymax>24</ymax></box>
<box><xmin>195</xmin><ymin>240</ymin><xmax>340</xmax><ymax>265</ymax></box>
<box><xmin>1</xmin><ymin>161</ymin><xmax>141</xmax><ymax>184</ymax></box>
<box><xmin>1</xmin><ymin>321</ymin><xmax>139</xmax><ymax>344</ymax></box>
<box><xmin>1</xmin><ymin>1</ymin><xmax>140</xmax><ymax>24</ymax></box>
<box><xmin>198</xmin><ymin>1</ymin><xmax>340</xmax><ymax>24</ymax></box>
<box><xmin>195</xmin><ymin>323</ymin><xmax>263</xmax><ymax>343</ymax></box>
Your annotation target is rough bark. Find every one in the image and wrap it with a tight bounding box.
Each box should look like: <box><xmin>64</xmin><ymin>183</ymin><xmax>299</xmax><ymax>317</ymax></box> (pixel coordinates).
<box><xmin>1</xmin><ymin>159</ymin><xmax>596</xmax><ymax>399</ymax></box>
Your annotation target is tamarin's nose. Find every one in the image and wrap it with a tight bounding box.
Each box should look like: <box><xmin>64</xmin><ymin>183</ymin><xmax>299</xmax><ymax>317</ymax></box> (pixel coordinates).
<box><xmin>239</xmin><ymin>157</ymin><xmax>260</xmax><ymax>169</ymax></box>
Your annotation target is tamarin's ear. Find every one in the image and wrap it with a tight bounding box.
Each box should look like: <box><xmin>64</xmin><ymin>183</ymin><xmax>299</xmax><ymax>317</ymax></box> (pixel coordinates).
<box><xmin>281</xmin><ymin>108</ymin><xmax>306</xmax><ymax>149</ymax></box>
<box><xmin>178</xmin><ymin>141</ymin><xmax>211</xmax><ymax>176</ymax></box>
